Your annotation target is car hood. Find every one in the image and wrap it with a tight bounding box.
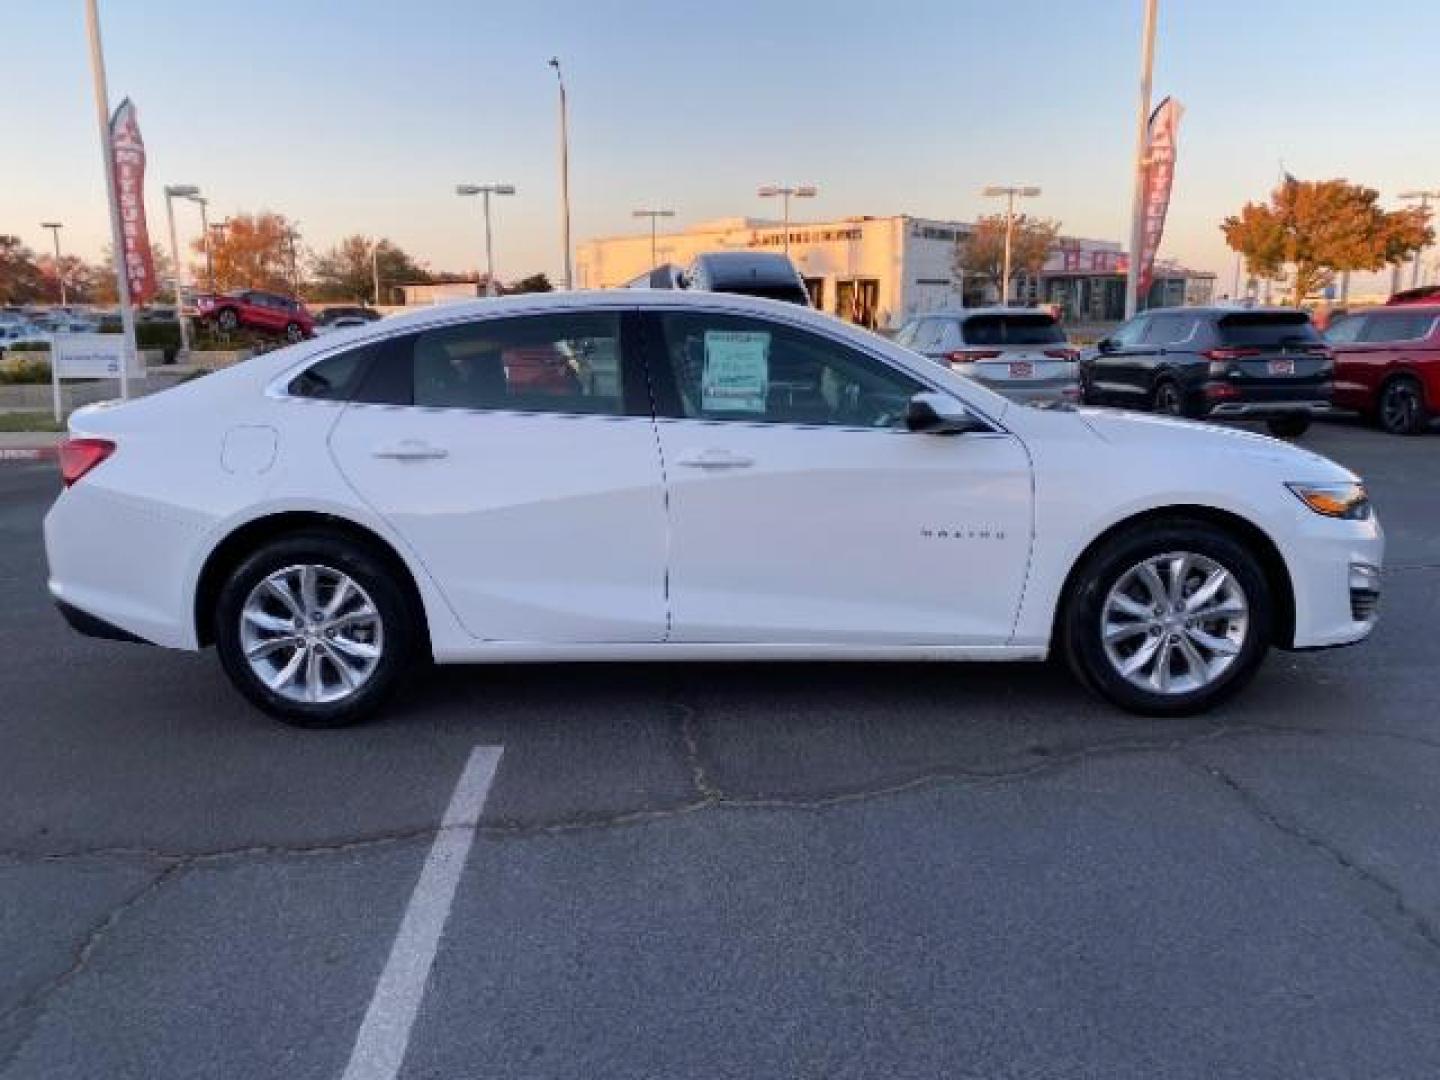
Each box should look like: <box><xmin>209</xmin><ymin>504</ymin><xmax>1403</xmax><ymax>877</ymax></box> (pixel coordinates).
<box><xmin>1075</xmin><ymin>407</ymin><xmax>1358</xmax><ymax>481</ymax></box>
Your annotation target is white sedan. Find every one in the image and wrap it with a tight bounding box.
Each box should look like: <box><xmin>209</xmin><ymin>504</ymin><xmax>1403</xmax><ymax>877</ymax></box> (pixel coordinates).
<box><xmin>44</xmin><ymin>291</ymin><xmax>1382</xmax><ymax>726</ymax></box>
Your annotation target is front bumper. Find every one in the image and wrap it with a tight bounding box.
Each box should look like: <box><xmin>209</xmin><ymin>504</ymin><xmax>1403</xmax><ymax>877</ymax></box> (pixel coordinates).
<box><xmin>1285</xmin><ymin>510</ymin><xmax>1383</xmax><ymax>650</ymax></box>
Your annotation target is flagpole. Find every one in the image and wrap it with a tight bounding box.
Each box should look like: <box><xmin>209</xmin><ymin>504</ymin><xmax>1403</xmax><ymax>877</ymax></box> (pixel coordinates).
<box><xmin>85</xmin><ymin>0</ymin><xmax>134</xmax><ymax>400</ymax></box>
<box><xmin>1124</xmin><ymin>0</ymin><xmax>1157</xmax><ymax>320</ymax></box>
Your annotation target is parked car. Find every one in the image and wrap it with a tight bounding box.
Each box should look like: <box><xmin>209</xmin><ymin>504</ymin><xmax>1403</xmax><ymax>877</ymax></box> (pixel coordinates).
<box><xmin>624</xmin><ymin>264</ymin><xmax>685</xmax><ymax>290</ymax></box>
<box><xmin>682</xmin><ymin>252</ymin><xmax>810</xmax><ymax>305</ymax></box>
<box><xmin>1080</xmin><ymin>307</ymin><xmax>1333</xmax><ymax>437</ymax></box>
<box><xmin>44</xmin><ymin>291</ymin><xmax>1381</xmax><ymax>727</ymax></box>
<box><xmin>315</xmin><ymin>306</ymin><xmax>382</xmax><ymax>329</ymax></box>
<box><xmin>196</xmin><ymin>290</ymin><xmax>314</xmax><ymax>342</ymax></box>
<box><xmin>1386</xmin><ymin>285</ymin><xmax>1440</xmax><ymax>306</ymax></box>
<box><xmin>314</xmin><ymin>316</ymin><xmax>372</xmax><ymax>336</ymax></box>
<box><xmin>894</xmin><ymin>308</ymin><xmax>1079</xmax><ymax>406</ymax></box>
<box><xmin>1325</xmin><ymin>305</ymin><xmax>1439</xmax><ymax>434</ymax></box>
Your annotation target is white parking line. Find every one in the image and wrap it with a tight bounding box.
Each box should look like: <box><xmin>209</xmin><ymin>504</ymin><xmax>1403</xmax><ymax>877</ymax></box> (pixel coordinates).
<box><xmin>341</xmin><ymin>744</ymin><xmax>504</xmax><ymax>1080</ymax></box>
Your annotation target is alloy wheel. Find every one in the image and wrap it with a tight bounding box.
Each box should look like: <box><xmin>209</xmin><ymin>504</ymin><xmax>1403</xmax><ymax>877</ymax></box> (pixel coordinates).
<box><xmin>1381</xmin><ymin>382</ymin><xmax>1419</xmax><ymax>433</ymax></box>
<box><xmin>239</xmin><ymin>564</ymin><xmax>384</xmax><ymax>704</ymax></box>
<box><xmin>1100</xmin><ymin>551</ymin><xmax>1249</xmax><ymax>695</ymax></box>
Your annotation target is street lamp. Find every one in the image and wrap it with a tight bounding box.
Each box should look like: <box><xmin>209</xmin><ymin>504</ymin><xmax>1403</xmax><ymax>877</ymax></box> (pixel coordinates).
<box><xmin>757</xmin><ymin>184</ymin><xmax>817</xmax><ymax>257</ymax></box>
<box><xmin>1399</xmin><ymin>189</ymin><xmax>1440</xmax><ymax>289</ymax></box>
<box><xmin>163</xmin><ymin>183</ymin><xmax>200</xmax><ymax>355</ymax></box>
<box><xmin>40</xmin><ymin>222</ymin><xmax>66</xmax><ymax>306</ymax></box>
<box><xmin>185</xmin><ymin>194</ymin><xmax>214</xmax><ymax>294</ymax></box>
<box><xmin>632</xmin><ymin>208</ymin><xmax>675</xmax><ymax>269</ymax></box>
<box><xmin>456</xmin><ymin>184</ymin><xmax>517</xmax><ymax>296</ymax></box>
<box><xmin>980</xmin><ymin>184</ymin><xmax>1042</xmax><ymax>306</ymax></box>
<box><xmin>548</xmin><ymin>58</ymin><xmax>573</xmax><ymax>290</ymax></box>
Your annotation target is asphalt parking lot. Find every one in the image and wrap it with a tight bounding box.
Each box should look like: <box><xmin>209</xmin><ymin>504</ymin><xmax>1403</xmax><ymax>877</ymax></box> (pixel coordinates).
<box><xmin>3</xmin><ymin>418</ymin><xmax>1440</xmax><ymax>1080</ymax></box>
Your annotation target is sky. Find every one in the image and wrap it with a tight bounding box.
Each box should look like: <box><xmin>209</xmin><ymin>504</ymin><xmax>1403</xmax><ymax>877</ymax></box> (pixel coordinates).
<box><xmin>5</xmin><ymin>0</ymin><xmax>1439</xmax><ymax>293</ymax></box>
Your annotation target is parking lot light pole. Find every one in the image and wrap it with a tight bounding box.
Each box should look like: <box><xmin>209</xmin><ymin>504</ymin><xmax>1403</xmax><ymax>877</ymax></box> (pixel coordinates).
<box><xmin>85</xmin><ymin>0</ymin><xmax>132</xmax><ymax>400</ymax></box>
<box><xmin>981</xmin><ymin>185</ymin><xmax>1041</xmax><ymax>306</ymax></box>
<box><xmin>40</xmin><ymin>222</ymin><xmax>66</xmax><ymax>306</ymax></box>
<box><xmin>757</xmin><ymin>185</ymin><xmax>817</xmax><ymax>258</ymax></box>
<box><xmin>163</xmin><ymin>184</ymin><xmax>199</xmax><ymax>355</ymax></box>
<box><xmin>456</xmin><ymin>184</ymin><xmax>516</xmax><ymax>297</ymax></box>
<box><xmin>186</xmin><ymin>194</ymin><xmax>213</xmax><ymax>294</ymax></box>
<box><xmin>1399</xmin><ymin>189</ymin><xmax>1440</xmax><ymax>289</ymax></box>
<box><xmin>632</xmin><ymin>209</ymin><xmax>675</xmax><ymax>269</ymax></box>
<box><xmin>1124</xmin><ymin>0</ymin><xmax>1159</xmax><ymax>319</ymax></box>
<box><xmin>548</xmin><ymin>58</ymin><xmax>573</xmax><ymax>290</ymax></box>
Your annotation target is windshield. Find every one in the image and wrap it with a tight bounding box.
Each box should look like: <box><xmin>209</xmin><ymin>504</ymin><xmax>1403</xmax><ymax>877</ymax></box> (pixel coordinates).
<box><xmin>962</xmin><ymin>313</ymin><xmax>1065</xmax><ymax>346</ymax></box>
<box><xmin>1217</xmin><ymin>312</ymin><xmax>1322</xmax><ymax>347</ymax></box>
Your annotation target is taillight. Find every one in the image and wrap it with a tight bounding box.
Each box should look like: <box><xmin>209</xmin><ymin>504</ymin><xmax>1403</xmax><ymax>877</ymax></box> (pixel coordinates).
<box><xmin>1202</xmin><ymin>347</ymin><xmax>1261</xmax><ymax>362</ymax></box>
<box><xmin>59</xmin><ymin>438</ymin><xmax>115</xmax><ymax>487</ymax></box>
<box><xmin>946</xmin><ymin>349</ymin><xmax>1002</xmax><ymax>363</ymax></box>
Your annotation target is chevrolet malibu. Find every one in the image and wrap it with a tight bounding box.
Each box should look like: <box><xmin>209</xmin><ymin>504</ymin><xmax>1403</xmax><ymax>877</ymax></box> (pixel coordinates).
<box><xmin>44</xmin><ymin>291</ymin><xmax>1382</xmax><ymax>726</ymax></box>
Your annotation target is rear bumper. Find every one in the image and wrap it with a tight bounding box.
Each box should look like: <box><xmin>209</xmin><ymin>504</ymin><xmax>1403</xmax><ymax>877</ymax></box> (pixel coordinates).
<box><xmin>962</xmin><ymin>374</ymin><xmax>1080</xmax><ymax>405</ymax></box>
<box><xmin>1206</xmin><ymin>400</ymin><xmax>1331</xmax><ymax>419</ymax></box>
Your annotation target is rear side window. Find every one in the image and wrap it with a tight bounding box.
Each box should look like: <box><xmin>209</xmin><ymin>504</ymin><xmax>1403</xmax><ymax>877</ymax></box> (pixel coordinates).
<box><xmin>1358</xmin><ymin>311</ymin><xmax>1438</xmax><ymax>344</ymax></box>
<box><xmin>961</xmin><ymin>313</ymin><xmax>1064</xmax><ymax>346</ymax></box>
<box><xmin>408</xmin><ymin>312</ymin><xmax>625</xmax><ymax>415</ymax></box>
<box><xmin>1216</xmin><ymin>312</ymin><xmax>1321</xmax><ymax>347</ymax></box>
<box><xmin>288</xmin><ymin>343</ymin><xmax>381</xmax><ymax>401</ymax></box>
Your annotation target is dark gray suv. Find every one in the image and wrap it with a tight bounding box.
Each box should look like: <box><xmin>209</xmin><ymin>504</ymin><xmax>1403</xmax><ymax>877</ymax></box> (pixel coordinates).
<box><xmin>1080</xmin><ymin>307</ymin><xmax>1334</xmax><ymax>437</ymax></box>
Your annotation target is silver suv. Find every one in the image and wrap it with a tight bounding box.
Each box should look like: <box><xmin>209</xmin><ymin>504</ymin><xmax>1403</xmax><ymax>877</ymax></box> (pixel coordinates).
<box><xmin>895</xmin><ymin>308</ymin><xmax>1079</xmax><ymax>405</ymax></box>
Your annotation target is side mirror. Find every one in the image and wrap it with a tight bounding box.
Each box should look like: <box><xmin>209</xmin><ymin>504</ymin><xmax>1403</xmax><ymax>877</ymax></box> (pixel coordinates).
<box><xmin>905</xmin><ymin>392</ymin><xmax>986</xmax><ymax>435</ymax></box>
<box><xmin>1097</xmin><ymin>337</ymin><xmax>1117</xmax><ymax>352</ymax></box>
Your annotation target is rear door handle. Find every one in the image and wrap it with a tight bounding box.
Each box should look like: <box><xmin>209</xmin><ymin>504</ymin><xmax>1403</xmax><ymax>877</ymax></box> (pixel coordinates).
<box><xmin>372</xmin><ymin>439</ymin><xmax>449</xmax><ymax>461</ymax></box>
<box><xmin>675</xmin><ymin>448</ymin><xmax>754</xmax><ymax>469</ymax></box>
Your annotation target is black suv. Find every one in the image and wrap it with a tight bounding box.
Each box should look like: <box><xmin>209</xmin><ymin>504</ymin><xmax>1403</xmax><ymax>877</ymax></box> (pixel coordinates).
<box><xmin>1081</xmin><ymin>307</ymin><xmax>1333</xmax><ymax>437</ymax></box>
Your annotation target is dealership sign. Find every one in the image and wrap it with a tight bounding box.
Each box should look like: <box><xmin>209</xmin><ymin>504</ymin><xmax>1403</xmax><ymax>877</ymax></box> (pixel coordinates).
<box><xmin>109</xmin><ymin>98</ymin><xmax>157</xmax><ymax>305</ymax></box>
<box><xmin>54</xmin><ymin>334</ymin><xmax>143</xmax><ymax>380</ymax></box>
<box><xmin>1137</xmin><ymin>96</ymin><xmax>1183</xmax><ymax>300</ymax></box>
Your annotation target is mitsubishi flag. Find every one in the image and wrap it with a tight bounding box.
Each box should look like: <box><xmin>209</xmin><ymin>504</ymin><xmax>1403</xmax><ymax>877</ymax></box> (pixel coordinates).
<box><xmin>1137</xmin><ymin>96</ymin><xmax>1183</xmax><ymax>302</ymax></box>
<box><xmin>109</xmin><ymin>98</ymin><xmax>158</xmax><ymax>305</ymax></box>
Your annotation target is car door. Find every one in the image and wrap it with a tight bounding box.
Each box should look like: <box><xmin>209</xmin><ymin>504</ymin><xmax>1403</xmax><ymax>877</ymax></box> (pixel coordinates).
<box><xmin>1354</xmin><ymin>310</ymin><xmax>1439</xmax><ymax>408</ymax></box>
<box><xmin>325</xmin><ymin>308</ymin><xmax>669</xmax><ymax>642</ymax></box>
<box><xmin>639</xmin><ymin>307</ymin><xmax>1033</xmax><ymax>646</ymax></box>
<box><xmin>1088</xmin><ymin>316</ymin><xmax>1150</xmax><ymax>404</ymax></box>
<box><xmin>1324</xmin><ymin>312</ymin><xmax>1372</xmax><ymax>410</ymax></box>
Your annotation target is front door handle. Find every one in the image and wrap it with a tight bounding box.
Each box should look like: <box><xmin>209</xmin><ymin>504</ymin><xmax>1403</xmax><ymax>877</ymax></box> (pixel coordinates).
<box><xmin>675</xmin><ymin>448</ymin><xmax>754</xmax><ymax>469</ymax></box>
<box><xmin>372</xmin><ymin>439</ymin><xmax>449</xmax><ymax>461</ymax></box>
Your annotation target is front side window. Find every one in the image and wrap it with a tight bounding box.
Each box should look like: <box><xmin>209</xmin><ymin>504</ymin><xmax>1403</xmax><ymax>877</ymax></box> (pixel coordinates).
<box><xmin>1324</xmin><ymin>314</ymin><xmax>1368</xmax><ymax>344</ymax></box>
<box><xmin>410</xmin><ymin>312</ymin><xmax>624</xmax><ymax>414</ymax></box>
<box><xmin>1109</xmin><ymin>317</ymin><xmax>1149</xmax><ymax>347</ymax></box>
<box><xmin>653</xmin><ymin>311</ymin><xmax>924</xmax><ymax>429</ymax></box>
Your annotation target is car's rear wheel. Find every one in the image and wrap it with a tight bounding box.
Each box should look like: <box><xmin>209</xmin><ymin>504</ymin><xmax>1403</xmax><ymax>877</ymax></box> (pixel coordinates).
<box><xmin>216</xmin><ymin>308</ymin><xmax>240</xmax><ymax>333</ymax></box>
<box><xmin>1060</xmin><ymin>519</ymin><xmax>1273</xmax><ymax>716</ymax></box>
<box><xmin>1377</xmin><ymin>375</ymin><xmax>1430</xmax><ymax>435</ymax></box>
<box><xmin>214</xmin><ymin>532</ymin><xmax>418</xmax><ymax>726</ymax></box>
<box><xmin>1265</xmin><ymin>414</ymin><xmax>1311</xmax><ymax>438</ymax></box>
<box><xmin>284</xmin><ymin>321</ymin><xmax>303</xmax><ymax>343</ymax></box>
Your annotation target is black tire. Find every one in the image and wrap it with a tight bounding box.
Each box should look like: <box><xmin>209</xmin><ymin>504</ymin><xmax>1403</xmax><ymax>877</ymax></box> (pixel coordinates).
<box><xmin>216</xmin><ymin>308</ymin><xmax>240</xmax><ymax>333</ymax></box>
<box><xmin>284</xmin><ymin>321</ymin><xmax>303</xmax><ymax>344</ymax></box>
<box><xmin>1059</xmin><ymin>518</ymin><xmax>1273</xmax><ymax>716</ymax></box>
<box><xmin>1265</xmin><ymin>415</ymin><xmax>1311</xmax><ymax>438</ymax></box>
<box><xmin>1151</xmin><ymin>379</ymin><xmax>1188</xmax><ymax>417</ymax></box>
<box><xmin>1377</xmin><ymin>375</ymin><xmax>1430</xmax><ymax>435</ymax></box>
<box><xmin>214</xmin><ymin>531</ymin><xmax>419</xmax><ymax>727</ymax></box>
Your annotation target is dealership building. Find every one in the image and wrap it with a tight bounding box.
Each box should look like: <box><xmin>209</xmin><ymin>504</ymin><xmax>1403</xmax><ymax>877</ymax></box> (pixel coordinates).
<box><xmin>576</xmin><ymin>215</ymin><xmax>1214</xmax><ymax>329</ymax></box>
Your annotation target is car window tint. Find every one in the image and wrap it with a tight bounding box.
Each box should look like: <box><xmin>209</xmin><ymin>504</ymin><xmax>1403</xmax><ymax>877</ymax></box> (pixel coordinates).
<box><xmin>962</xmin><ymin>313</ymin><xmax>1065</xmax><ymax>346</ymax></box>
<box><xmin>1359</xmin><ymin>311</ymin><xmax>1437</xmax><ymax>343</ymax></box>
<box><xmin>1217</xmin><ymin>312</ymin><xmax>1321</xmax><ymax>347</ymax></box>
<box><xmin>408</xmin><ymin>312</ymin><xmax>624</xmax><ymax>415</ymax></box>
<box><xmin>1109</xmin><ymin>317</ymin><xmax>1147</xmax><ymax>347</ymax></box>
<box><xmin>655</xmin><ymin>311</ymin><xmax>923</xmax><ymax>429</ymax></box>
<box><xmin>1140</xmin><ymin>315</ymin><xmax>1177</xmax><ymax>344</ymax></box>
<box><xmin>893</xmin><ymin>321</ymin><xmax>918</xmax><ymax>348</ymax></box>
<box><xmin>1324</xmin><ymin>314</ymin><xmax>1367</xmax><ymax>344</ymax></box>
<box><xmin>288</xmin><ymin>342</ymin><xmax>381</xmax><ymax>401</ymax></box>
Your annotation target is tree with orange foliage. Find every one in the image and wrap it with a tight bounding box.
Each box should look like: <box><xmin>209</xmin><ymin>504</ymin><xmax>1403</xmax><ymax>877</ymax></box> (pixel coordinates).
<box><xmin>1222</xmin><ymin>179</ymin><xmax>1432</xmax><ymax>305</ymax></box>
<box><xmin>193</xmin><ymin>211</ymin><xmax>301</xmax><ymax>294</ymax></box>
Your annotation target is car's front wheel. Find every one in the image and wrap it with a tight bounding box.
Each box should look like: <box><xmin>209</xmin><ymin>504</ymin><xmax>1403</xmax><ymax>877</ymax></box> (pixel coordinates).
<box><xmin>284</xmin><ymin>321</ymin><xmax>304</xmax><ymax>343</ymax></box>
<box><xmin>216</xmin><ymin>308</ymin><xmax>240</xmax><ymax>333</ymax></box>
<box><xmin>214</xmin><ymin>532</ymin><xmax>419</xmax><ymax>726</ymax></box>
<box><xmin>1060</xmin><ymin>519</ymin><xmax>1273</xmax><ymax>715</ymax></box>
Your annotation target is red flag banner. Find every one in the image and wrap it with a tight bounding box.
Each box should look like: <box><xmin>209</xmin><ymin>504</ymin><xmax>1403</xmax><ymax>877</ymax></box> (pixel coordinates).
<box><xmin>109</xmin><ymin>98</ymin><xmax>157</xmax><ymax>304</ymax></box>
<box><xmin>1137</xmin><ymin>96</ymin><xmax>1183</xmax><ymax>301</ymax></box>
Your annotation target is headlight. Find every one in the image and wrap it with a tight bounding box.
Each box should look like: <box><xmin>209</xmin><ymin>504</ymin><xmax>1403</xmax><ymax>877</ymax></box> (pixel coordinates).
<box><xmin>1286</xmin><ymin>482</ymin><xmax>1371</xmax><ymax>520</ymax></box>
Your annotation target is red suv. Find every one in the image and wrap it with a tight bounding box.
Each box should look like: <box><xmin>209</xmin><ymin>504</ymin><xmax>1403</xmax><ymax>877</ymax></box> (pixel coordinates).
<box><xmin>1326</xmin><ymin>305</ymin><xmax>1440</xmax><ymax>434</ymax></box>
<box><xmin>197</xmin><ymin>290</ymin><xmax>314</xmax><ymax>343</ymax></box>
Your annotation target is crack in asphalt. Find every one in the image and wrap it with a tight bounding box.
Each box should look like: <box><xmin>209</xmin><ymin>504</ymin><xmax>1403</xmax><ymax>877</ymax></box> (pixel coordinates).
<box><xmin>1188</xmin><ymin>757</ymin><xmax>1440</xmax><ymax>963</ymax></box>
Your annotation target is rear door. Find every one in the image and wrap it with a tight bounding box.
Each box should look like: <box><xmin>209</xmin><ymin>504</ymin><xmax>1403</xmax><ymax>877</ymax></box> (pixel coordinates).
<box><xmin>325</xmin><ymin>308</ymin><xmax>668</xmax><ymax>643</ymax></box>
<box><xmin>1211</xmin><ymin>311</ymin><xmax>1332</xmax><ymax>403</ymax></box>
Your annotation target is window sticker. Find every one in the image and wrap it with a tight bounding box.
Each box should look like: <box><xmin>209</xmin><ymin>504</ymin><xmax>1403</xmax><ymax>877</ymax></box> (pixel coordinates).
<box><xmin>701</xmin><ymin>330</ymin><xmax>770</xmax><ymax>413</ymax></box>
